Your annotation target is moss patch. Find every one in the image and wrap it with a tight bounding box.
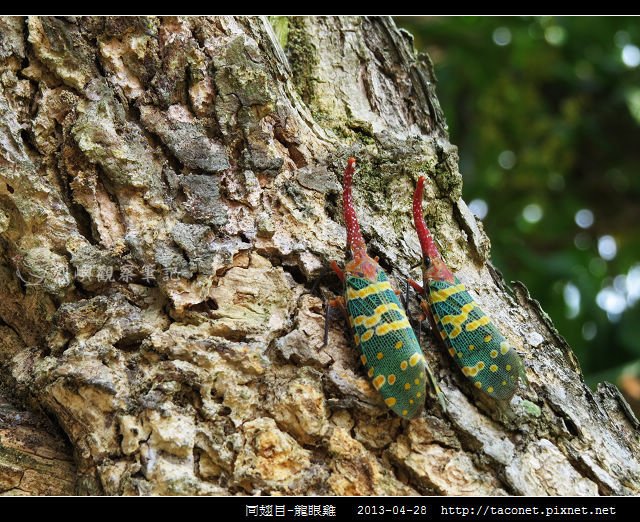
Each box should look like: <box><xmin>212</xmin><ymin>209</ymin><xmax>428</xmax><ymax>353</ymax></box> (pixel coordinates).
<box><xmin>284</xmin><ymin>17</ymin><xmax>318</xmax><ymax>107</ymax></box>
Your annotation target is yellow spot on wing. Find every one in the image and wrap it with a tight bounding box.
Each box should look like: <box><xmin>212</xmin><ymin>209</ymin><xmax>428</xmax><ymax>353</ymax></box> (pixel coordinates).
<box><xmin>409</xmin><ymin>354</ymin><xmax>421</xmax><ymax>367</ymax></box>
<box><xmin>429</xmin><ymin>283</ymin><xmax>466</xmax><ymax>303</ymax></box>
<box><xmin>466</xmin><ymin>316</ymin><xmax>491</xmax><ymax>332</ymax></box>
<box><xmin>388</xmin><ymin>374</ymin><xmax>396</xmax><ymax>385</ymax></box>
<box><xmin>506</xmin><ymin>364</ymin><xmax>512</xmax><ymax>372</ymax></box>
<box><xmin>361</xmin><ymin>330</ymin><xmax>374</xmax><ymax>342</ymax></box>
<box><xmin>354</xmin><ymin>334</ymin><xmax>360</xmax><ymax>345</ymax></box>
<box><xmin>484</xmin><ymin>334</ymin><xmax>492</xmax><ymax>343</ymax></box>
<box><xmin>347</xmin><ymin>281</ymin><xmax>393</xmax><ymax>300</ymax></box>
<box><xmin>409</xmin><ymin>399</ymin><xmax>414</xmax><ymax>404</ymax></box>
<box><xmin>490</xmin><ymin>364</ymin><xmax>498</xmax><ymax>372</ymax></box>
<box><xmin>475</xmin><ymin>382</ymin><xmax>482</xmax><ymax>389</ymax></box>
<box><xmin>490</xmin><ymin>350</ymin><xmax>498</xmax><ymax>359</ymax></box>
<box><xmin>385</xmin><ymin>397</ymin><xmax>396</xmax><ymax>407</ymax></box>
<box><xmin>368</xmin><ymin>367</ymin><xmax>375</xmax><ymax>378</ymax></box>
<box><xmin>462</xmin><ymin>361</ymin><xmax>485</xmax><ymax>378</ymax></box>
<box><xmin>402</xmin><ymin>409</ymin><xmax>408</xmax><ymax>416</ymax></box>
<box><xmin>377</xmin><ymin>352</ymin><xmax>384</xmax><ymax>360</ymax></box>
<box><xmin>400</xmin><ymin>361</ymin><xmax>408</xmax><ymax>371</ymax></box>
<box><xmin>416</xmin><ymin>392</ymin><xmax>422</xmax><ymax>398</ymax></box>
<box><xmin>487</xmin><ymin>386</ymin><xmax>494</xmax><ymax>393</ymax></box>
<box><xmin>448</xmin><ymin>348</ymin><xmax>456</xmax><ymax>357</ymax></box>
<box><xmin>500</xmin><ymin>342</ymin><xmax>510</xmax><ymax>354</ymax></box>
<box><xmin>404</xmin><ymin>383</ymin><xmax>411</xmax><ymax>390</ymax></box>
<box><xmin>395</xmin><ymin>341</ymin><xmax>403</xmax><ymax>349</ymax></box>
<box><xmin>469</xmin><ymin>344</ymin><xmax>475</xmax><ymax>351</ymax></box>
<box><xmin>414</xmin><ymin>378</ymin><xmax>420</xmax><ymax>385</ymax></box>
<box><xmin>373</xmin><ymin>375</ymin><xmax>386</xmax><ymax>390</ymax></box>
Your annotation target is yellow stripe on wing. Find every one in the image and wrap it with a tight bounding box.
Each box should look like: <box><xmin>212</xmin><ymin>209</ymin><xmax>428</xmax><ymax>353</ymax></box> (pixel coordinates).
<box><xmin>429</xmin><ymin>283</ymin><xmax>466</xmax><ymax>303</ymax></box>
<box><xmin>440</xmin><ymin>302</ymin><xmax>476</xmax><ymax>339</ymax></box>
<box><xmin>375</xmin><ymin>318</ymin><xmax>412</xmax><ymax>336</ymax></box>
<box><xmin>346</xmin><ymin>281</ymin><xmax>393</xmax><ymax>300</ymax></box>
<box><xmin>353</xmin><ymin>302</ymin><xmax>402</xmax><ymax>328</ymax></box>
<box><xmin>466</xmin><ymin>316</ymin><xmax>491</xmax><ymax>332</ymax></box>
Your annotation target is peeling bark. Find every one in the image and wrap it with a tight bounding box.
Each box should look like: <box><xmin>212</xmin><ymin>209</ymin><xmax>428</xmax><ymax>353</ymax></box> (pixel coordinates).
<box><xmin>0</xmin><ymin>15</ymin><xmax>638</xmax><ymax>496</ymax></box>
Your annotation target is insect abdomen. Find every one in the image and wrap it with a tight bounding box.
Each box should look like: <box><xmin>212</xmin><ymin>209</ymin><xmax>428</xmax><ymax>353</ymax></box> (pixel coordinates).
<box><xmin>428</xmin><ymin>278</ymin><xmax>524</xmax><ymax>400</ymax></box>
<box><xmin>345</xmin><ymin>270</ymin><xmax>427</xmax><ymax>419</ymax></box>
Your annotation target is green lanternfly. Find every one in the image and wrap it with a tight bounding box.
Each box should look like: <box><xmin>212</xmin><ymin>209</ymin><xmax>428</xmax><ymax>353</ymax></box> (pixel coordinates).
<box><xmin>410</xmin><ymin>176</ymin><xmax>527</xmax><ymax>401</ymax></box>
<box><xmin>328</xmin><ymin>159</ymin><xmax>445</xmax><ymax>419</ymax></box>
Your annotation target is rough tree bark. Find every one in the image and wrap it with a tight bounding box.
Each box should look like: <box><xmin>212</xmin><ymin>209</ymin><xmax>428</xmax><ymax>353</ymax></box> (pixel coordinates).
<box><xmin>0</xmin><ymin>391</ymin><xmax>75</xmax><ymax>495</ymax></box>
<box><xmin>0</xmin><ymin>15</ymin><xmax>638</xmax><ymax>496</ymax></box>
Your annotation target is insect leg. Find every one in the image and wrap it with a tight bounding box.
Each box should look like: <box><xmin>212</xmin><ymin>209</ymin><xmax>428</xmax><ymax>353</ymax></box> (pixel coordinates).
<box><xmin>323</xmin><ymin>301</ymin><xmax>331</xmax><ymax>347</ymax></box>
<box><xmin>403</xmin><ymin>277</ymin><xmax>411</xmax><ymax>312</ymax></box>
<box><xmin>323</xmin><ymin>296</ymin><xmax>347</xmax><ymax>347</ymax></box>
<box><xmin>329</xmin><ymin>260</ymin><xmax>345</xmax><ymax>282</ymax></box>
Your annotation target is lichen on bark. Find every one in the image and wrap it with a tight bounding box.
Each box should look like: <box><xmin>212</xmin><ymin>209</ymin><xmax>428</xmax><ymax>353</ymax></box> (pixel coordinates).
<box><xmin>0</xmin><ymin>15</ymin><xmax>638</xmax><ymax>496</ymax></box>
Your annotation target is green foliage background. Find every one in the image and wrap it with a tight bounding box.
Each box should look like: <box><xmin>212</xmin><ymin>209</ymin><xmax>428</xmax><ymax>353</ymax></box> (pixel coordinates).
<box><xmin>396</xmin><ymin>17</ymin><xmax>640</xmax><ymax>390</ymax></box>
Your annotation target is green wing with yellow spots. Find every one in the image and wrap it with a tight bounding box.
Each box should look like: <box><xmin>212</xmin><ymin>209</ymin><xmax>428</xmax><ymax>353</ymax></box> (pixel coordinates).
<box><xmin>345</xmin><ymin>268</ymin><xmax>442</xmax><ymax>418</ymax></box>
<box><xmin>427</xmin><ymin>277</ymin><xmax>525</xmax><ymax>401</ymax></box>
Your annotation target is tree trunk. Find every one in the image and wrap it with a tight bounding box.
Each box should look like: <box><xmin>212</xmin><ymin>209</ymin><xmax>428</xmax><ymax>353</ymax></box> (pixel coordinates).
<box><xmin>0</xmin><ymin>15</ymin><xmax>638</xmax><ymax>496</ymax></box>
